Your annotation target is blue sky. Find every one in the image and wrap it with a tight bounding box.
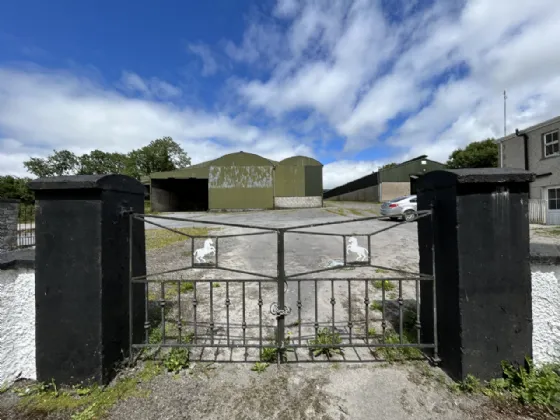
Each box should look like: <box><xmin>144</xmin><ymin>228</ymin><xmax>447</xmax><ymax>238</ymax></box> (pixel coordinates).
<box><xmin>1</xmin><ymin>0</ymin><xmax>559</xmax><ymax>187</ymax></box>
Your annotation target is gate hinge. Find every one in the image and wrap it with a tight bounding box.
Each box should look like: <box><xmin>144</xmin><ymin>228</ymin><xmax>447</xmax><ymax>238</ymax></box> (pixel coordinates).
<box><xmin>120</xmin><ymin>206</ymin><xmax>134</xmax><ymax>216</ymax></box>
<box><xmin>270</xmin><ymin>303</ymin><xmax>291</xmax><ymax>317</ymax></box>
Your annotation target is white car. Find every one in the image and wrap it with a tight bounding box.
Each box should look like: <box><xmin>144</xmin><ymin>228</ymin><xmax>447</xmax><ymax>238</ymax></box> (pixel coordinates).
<box><xmin>380</xmin><ymin>195</ymin><xmax>418</xmax><ymax>222</ymax></box>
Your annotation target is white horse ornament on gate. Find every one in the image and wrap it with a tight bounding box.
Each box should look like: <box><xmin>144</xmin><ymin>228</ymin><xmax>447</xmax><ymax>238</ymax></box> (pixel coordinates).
<box><xmin>346</xmin><ymin>237</ymin><xmax>368</xmax><ymax>262</ymax></box>
<box><xmin>193</xmin><ymin>238</ymin><xmax>216</xmax><ymax>263</ymax></box>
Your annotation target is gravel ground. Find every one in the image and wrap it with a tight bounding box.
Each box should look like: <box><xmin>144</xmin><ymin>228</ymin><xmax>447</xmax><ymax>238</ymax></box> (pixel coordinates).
<box><xmin>141</xmin><ymin>204</ymin><xmax>423</xmax><ymax>363</ymax></box>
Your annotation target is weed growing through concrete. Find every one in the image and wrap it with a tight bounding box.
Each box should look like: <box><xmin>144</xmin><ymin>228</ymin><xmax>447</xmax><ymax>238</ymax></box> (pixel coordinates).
<box><xmin>162</xmin><ymin>348</ymin><xmax>190</xmax><ymax>373</ymax></box>
<box><xmin>375</xmin><ymin>268</ymin><xmax>389</xmax><ymax>274</ymax></box>
<box><xmin>309</xmin><ymin>328</ymin><xmax>343</xmax><ymax>357</ymax></box>
<box><xmin>259</xmin><ymin>333</ymin><xmax>294</xmax><ymax>363</ymax></box>
<box><xmin>251</xmin><ymin>362</ymin><xmax>270</xmax><ymax>373</ymax></box>
<box><xmin>370</xmin><ymin>301</ymin><xmax>383</xmax><ymax>311</ymax></box>
<box><xmin>367</xmin><ymin>327</ymin><xmax>377</xmax><ymax>337</ymax></box>
<box><xmin>372</xmin><ymin>280</ymin><xmax>395</xmax><ymax>291</ymax></box>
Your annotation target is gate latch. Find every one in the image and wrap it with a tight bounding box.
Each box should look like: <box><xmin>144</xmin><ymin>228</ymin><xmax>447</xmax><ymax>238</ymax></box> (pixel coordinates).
<box><xmin>270</xmin><ymin>303</ymin><xmax>292</xmax><ymax>317</ymax></box>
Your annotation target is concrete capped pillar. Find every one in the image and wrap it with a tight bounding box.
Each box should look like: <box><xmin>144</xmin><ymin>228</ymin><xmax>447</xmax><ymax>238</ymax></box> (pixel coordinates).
<box><xmin>417</xmin><ymin>168</ymin><xmax>535</xmax><ymax>381</ymax></box>
<box><xmin>29</xmin><ymin>175</ymin><xmax>146</xmax><ymax>386</ymax></box>
<box><xmin>0</xmin><ymin>198</ymin><xmax>19</xmax><ymax>253</ymax></box>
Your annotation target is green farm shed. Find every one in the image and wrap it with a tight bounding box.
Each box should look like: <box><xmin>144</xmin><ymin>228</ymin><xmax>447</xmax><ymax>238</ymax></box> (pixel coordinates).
<box><xmin>148</xmin><ymin>151</ymin><xmax>323</xmax><ymax>212</ymax></box>
<box><xmin>274</xmin><ymin>156</ymin><xmax>323</xmax><ymax>208</ymax></box>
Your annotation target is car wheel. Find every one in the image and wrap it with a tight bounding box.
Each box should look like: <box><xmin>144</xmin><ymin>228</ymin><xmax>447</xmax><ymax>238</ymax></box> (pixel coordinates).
<box><xmin>403</xmin><ymin>210</ymin><xmax>416</xmax><ymax>222</ymax></box>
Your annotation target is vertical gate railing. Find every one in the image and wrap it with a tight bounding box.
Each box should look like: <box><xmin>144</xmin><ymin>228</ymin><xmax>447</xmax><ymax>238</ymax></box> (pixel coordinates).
<box><xmin>128</xmin><ymin>209</ymin><xmax>438</xmax><ymax>364</ymax></box>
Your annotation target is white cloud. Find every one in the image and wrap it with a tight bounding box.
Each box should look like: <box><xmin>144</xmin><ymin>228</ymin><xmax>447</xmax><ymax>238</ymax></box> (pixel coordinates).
<box><xmin>0</xmin><ymin>66</ymin><xmax>310</xmax><ymax>177</ymax></box>
<box><xmin>188</xmin><ymin>43</ymin><xmax>219</xmax><ymax>76</ymax></box>
<box><xmin>231</xmin><ymin>0</ymin><xmax>560</xmax><ymax>182</ymax></box>
<box><xmin>3</xmin><ymin>0</ymin><xmax>560</xmax><ymax>190</ymax></box>
<box><xmin>323</xmin><ymin>159</ymin><xmax>384</xmax><ymax>190</ymax></box>
<box><xmin>119</xmin><ymin>71</ymin><xmax>182</xmax><ymax>99</ymax></box>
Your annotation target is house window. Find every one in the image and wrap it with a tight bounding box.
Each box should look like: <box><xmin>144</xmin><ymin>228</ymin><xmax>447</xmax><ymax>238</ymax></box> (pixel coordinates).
<box><xmin>543</xmin><ymin>130</ymin><xmax>559</xmax><ymax>158</ymax></box>
<box><xmin>548</xmin><ymin>187</ymin><xmax>560</xmax><ymax>210</ymax></box>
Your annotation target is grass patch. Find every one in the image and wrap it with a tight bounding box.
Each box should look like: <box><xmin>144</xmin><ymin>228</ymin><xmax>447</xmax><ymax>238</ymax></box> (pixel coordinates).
<box><xmin>534</xmin><ymin>227</ymin><xmax>560</xmax><ymax>237</ymax></box>
<box><xmin>324</xmin><ymin>207</ymin><xmax>347</xmax><ymax>217</ymax></box>
<box><xmin>259</xmin><ymin>333</ymin><xmax>295</xmax><ymax>363</ymax></box>
<box><xmin>144</xmin><ymin>200</ymin><xmax>160</xmax><ymax>215</ymax></box>
<box><xmin>370</xmin><ymin>301</ymin><xmax>383</xmax><ymax>312</ymax></box>
<box><xmin>348</xmin><ymin>208</ymin><xmax>363</xmax><ymax>216</ymax></box>
<box><xmin>12</xmin><ymin>362</ymin><xmax>162</xmax><ymax>420</ymax></box>
<box><xmin>145</xmin><ymin>227</ymin><xmax>218</xmax><ymax>251</ymax></box>
<box><xmin>452</xmin><ymin>358</ymin><xmax>560</xmax><ymax>418</ymax></box>
<box><xmin>372</xmin><ymin>280</ymin><xmax>396</xmax><ymax>291</ymax></box>
<box><xmin>309</xmin><ymin>328</ymin><xmax>343</xmax><ymax>357</ymax></box>
<box><xmin>375</xmin><ymin>268</ymin><xmax>389</xmax><ymax>274</ymax></box>
<box><xmin>373</xmin><ymin>332</ymin><xmax>423</xmax><ymax>361</ymax></box>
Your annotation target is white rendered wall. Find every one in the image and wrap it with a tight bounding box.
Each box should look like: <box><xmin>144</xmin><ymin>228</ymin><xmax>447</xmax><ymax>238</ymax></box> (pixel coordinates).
<box><xmin>274</xmin><ymin>196</ymin><xmax>322</xmax><ymax>209</ymax></box>
<box><xmin>531</xmin><ymin>264</ymin><xmax>560</xmax><ymax>367</ymax></box>
<box><xmin>0</xmin><ymin>268</ymin><xmax>36</xmax><ymax>385</ymax></box>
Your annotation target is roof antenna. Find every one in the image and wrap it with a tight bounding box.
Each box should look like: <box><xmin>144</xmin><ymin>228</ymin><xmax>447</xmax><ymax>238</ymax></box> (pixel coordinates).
<box><xmin>503</xmin><ymin>90</ymin><xmax>507</xmax><ymax>137</ymax></box>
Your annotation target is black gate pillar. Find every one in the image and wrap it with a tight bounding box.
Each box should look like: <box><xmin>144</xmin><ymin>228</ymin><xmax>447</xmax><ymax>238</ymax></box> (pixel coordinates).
<box><xmin>417</xmin><ymin>168</ymin><xmax>535</xmax><ymax>381</ymax></box>
<box><xmin>29</xmin><ymin>175</ymin><xmax>146</xmax><ymax>386</ymax></box>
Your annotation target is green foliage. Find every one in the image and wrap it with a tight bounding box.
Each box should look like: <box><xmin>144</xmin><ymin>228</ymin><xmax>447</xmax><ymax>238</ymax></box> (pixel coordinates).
<box><xmin>379</xmin><ymin>162</ymin><xmax>398</xmax><ymax>170</ymax></box>
<box><xmin>22</xmin><ymin>137</ymin><xmax>191</xmax><ymax>180</ymax></box>
<box><xmin>78</xmin><ymin>150</ymin><xmax>128</xmax><ymax>175</ymax></box>
<box><xmin>375</xmin><ymin>332</ymin><xmax>423</xmax><ymax>361</ymax></box>
<box><xmin>251</xmin><ymin>362</ymin><xmax>270</xmax><ymax>373</ymax></box>
<box><xmin>125</xmin><ymin>137</ymin><xmax>191</xmax><ymax>179</ymax></box>
<box><xmin>162</xmin><ymin>348</ymin><xmax>190</xmax><ymax>373</ymax></box>
<box><xmin>309</xmin><ymin>328</ymin><xmax>343</xmax><ymax>357</ymax></box>
<box><xmin>498</xmin><ymin>358</ymin><xmax>560</xmax><ymax>410</ymax></box>
<box><xmin>14</xmin><ymin>362</ymin><xmax>162</xmax><ymax>420</ymax></box>
<box><xmin>0</xmin><ymin>175</ymin><xmax>34</xmax><ymax>202</ymax></box>
<box><xmin>370</xmin><ymin>301</ymin><xmax>383</xmax><ymax>311</ymax></box>
<box><xmin>446</xmin><ymin>138</ymin><xmax>498</xmax><ymax>169</ymax></box>
<box><xmin>452</xmin><ymin>358</ymin><xmax>560</xmax><ymax>416</ymax></box>
<box><xmin>372</xmin><ymin>280</ymin><xmax>395</xmax><ymax>291</ymax></box>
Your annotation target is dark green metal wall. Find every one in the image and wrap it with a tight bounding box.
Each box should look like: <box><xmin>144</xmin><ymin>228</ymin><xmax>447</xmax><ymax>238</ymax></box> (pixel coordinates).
<box><xmin>274</xmin><ymin>156</ymin><xmax>323</xmax><ymax>198</ymax></box>
<box><xmin>380</xmin><ymin>159</ymin><xmax>446</xmax><ymax>182</ymax></box>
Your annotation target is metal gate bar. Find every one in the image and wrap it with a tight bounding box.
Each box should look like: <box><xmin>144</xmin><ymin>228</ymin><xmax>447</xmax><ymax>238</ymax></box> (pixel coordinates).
<box><xmin>129</xmin><ymin>209</ymin><xmax>438</xmax><ymax>363</ymax></box>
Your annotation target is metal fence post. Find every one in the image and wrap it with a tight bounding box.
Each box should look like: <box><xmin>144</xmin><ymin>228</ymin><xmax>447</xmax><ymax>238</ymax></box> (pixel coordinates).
<box><xmin>276</xmin><ymin>229</ymin><xmax>286</xmax><ymax>364</ymax></box>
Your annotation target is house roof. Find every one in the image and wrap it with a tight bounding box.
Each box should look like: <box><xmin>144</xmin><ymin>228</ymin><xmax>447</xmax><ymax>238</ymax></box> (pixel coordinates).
<box><xmin>496</xmin><ymin>114</ymin><xmax>560</xmax><ymax>143</ymax></box>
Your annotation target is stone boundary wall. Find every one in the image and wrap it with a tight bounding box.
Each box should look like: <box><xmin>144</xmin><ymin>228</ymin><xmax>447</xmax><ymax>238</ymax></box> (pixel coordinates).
<box><xmin>274</xmin><ymin>196</ymin><xmax>322</xmax><ymax>208</ymax></box>
<box><xmin>0</xmin><ymin>199</ymin><xmax>19</xmax><ymax>253</ymax></box>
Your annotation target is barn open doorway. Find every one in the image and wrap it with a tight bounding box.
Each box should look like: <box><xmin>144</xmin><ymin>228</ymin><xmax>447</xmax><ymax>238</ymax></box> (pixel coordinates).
<box><xmin>150</xmin><ymin>178</ymin><xmax>209</xmax><ymax>212</ymax></box>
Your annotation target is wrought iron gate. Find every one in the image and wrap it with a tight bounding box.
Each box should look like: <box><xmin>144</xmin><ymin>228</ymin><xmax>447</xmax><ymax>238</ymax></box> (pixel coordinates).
<box><xmin>128</xmin><ymin>210</ymin><xmax>438</xmax><ymax>364</ymax></box>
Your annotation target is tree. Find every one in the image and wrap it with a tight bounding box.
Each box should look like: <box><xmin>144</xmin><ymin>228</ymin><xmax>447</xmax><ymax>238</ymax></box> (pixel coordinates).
<box><xmin>446</xmin><ymin>138</ymin><xmax>498</xmax><ymax>169</ymax></box>
<box><xmin>24</xmin><ymin>149</ymin><xmax>80</xmax><ymax>177</ymax></box>
<box><xmin>23</xmin><ymin>136</ymin><xmax>191</xmax><ymax>180</ymax></box>
<box><xmin>78</xmin><ymin>150</ymin><xmax>128</xmax><ymax>175</ymax></box>
<box><xmin>125</xmin><ymin>137</ymin><xmax>191</xmax><ymax>179</ymax></box>
<box><xmin>0</xmin><ymin>176</ymin><xmax>34</xmax><ymax>202</ymax></box>
<box><xmin>379</xmin><ymin>162</ymin><xmax>398</xmax><ymax>170</ymax></box>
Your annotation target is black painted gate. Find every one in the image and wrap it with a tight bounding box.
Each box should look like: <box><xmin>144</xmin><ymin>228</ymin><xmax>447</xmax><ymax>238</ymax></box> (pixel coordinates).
<box><xmin>128</xmin><ymin>210</ymin><xmax>438</xmax><ymax>364</ymax></box>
